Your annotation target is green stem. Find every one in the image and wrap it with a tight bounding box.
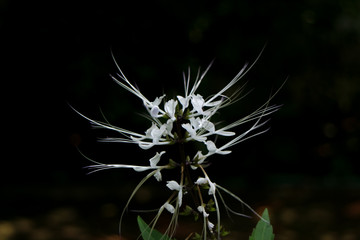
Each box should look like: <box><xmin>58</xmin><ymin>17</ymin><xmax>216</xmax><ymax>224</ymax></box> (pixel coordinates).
<box><xmin>175</xmin><ymin>116</ymin><xmax>200</xmax><ymax>207</ymax></box>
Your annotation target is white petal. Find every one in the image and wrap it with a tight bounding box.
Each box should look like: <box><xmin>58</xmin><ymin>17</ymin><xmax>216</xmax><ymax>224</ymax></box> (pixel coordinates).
<box><xmin>206</xmin><ymin>141</ymin><xmax>217</xmax><ymax>153</ymax></box>
<box><xmin>133</xmin><ymin>166</ymin><xmax>149</xmax><ymax>172</ymax></box>
<box><xmin>154</xmin><ymin>170</ymin><xmax>162</xmax><ymax>181</ymax></box>
<box><xmin>163</xmin><ymin>202</ymin><xmax>175</xmax><ymax>214</ymax></box>
<box><xmin>177</xmin><ymin>95</ymin><xmax>190</xmax><ymax>111</ymax></box>
<box><xmin>194</xmin><ymin>151</ymin><xmax>206</xmax><ymax>164</ymax></box>
<box><xmin>150</xmin><ymin>125</ymin><xmax>166</xmax><ymax>143</ymax></box>
<box><xmin>164</xmin><ymin>99</ymin><xmax>178</xmax><ymax>121</ymax></box>
<box><xmin>145</xmin><ymin>95</ymin><xmax>165</xmax><ymax>116</ymax></box>
<box><xmin>189</xmin><ymin>117</ymin><xmax>201</xmax><ymax>130</ymax></box>
<box><xmin>145</xmin><ymin>123</ymin><xmax>158</xmax><ymax>137</ymax></box>
<box><xmin>150</xmin><ymin>106</ymin><xmax>160</xmax><ymax>118</ymax></box>
<box><xmin>197</xmin><ymin>205</ymin><xmax>209</xmax><ymax>217</ymax></box>
<box><xmin>208</xmin><ymin>181</ymin><xmax>216</xmax><ymax>195</ymax></box>
<box><xmin>152</xmin><ymin>95</ymin><xmax>165</xmax><ymax>106</ymax></box>
<box><xmin>195</xmin><ymin>177</ymin><xmax>208</xmax><ymax>185</ymax></box>
<box><xmin>202</xmin><ymin>120</ymin><xmax>215</xmax><ymax>133</ymax></box>
<box><xmin>205</xmin><ymin>140</ymin><xmax>231</xmax><ymax>155</ymax></box>
<box><xmin>149</xmin><ymin>151</ymin><xmax>166</xmax><ymax>167</ymax></box>
<box><xmin>138</xmin><ymin>142</ymin><xmax>154</xmax><ymax>150</ymax></box>
<box><xmin>195</xmin><ymin>176</ymin><xmax>216</xmax><ymax>195</ymax></box>
<box><xmin>191</xmin><ymin>94</ymin><xmax>205</xmax><ymax>114</ymax></box>
<box><xmin>216</xmin><ymin>130</ymin><xmax>235</xmax><ymax>136</ymax></box>
<box><xmin>207</xmin><ymin>221</ymin><xmax>215</xmax><ymax>231</ymax></box>
<box><xmin>216</xmin><ymin>150</ymin><xmax>232</xmax><ymax>155</ymax></box>
<box><xmin>166</xmin><ymin>180</ymin><xmax>180</xmax><ymax>191</ymax></box>
<box><xmin>182</xmin><ymin>123</ymin><xmax>195</xmax><ymax>135</ymax></box>
<box><xmin>182</xmin><ymin>123</ymin><xmax>207</xmax><ymax>142</ymax></box>
<box><xmin>164</xmin><ymin>119</ymin><xmax>174</xmax><ymax>138</ymax></box>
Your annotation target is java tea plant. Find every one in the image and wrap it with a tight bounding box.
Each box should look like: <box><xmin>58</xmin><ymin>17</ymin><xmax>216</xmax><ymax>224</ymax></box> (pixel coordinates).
<box><xmin>74</xmin><ymin>53</ymin><xmax>281</xmax><ymax>239</ymax></box>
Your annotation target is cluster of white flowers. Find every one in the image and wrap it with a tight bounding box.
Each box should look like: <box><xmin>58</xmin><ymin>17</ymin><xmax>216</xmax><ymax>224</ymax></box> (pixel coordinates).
<box><xmin>75</xmin><ymin>57</ymin><xmax>281</xmax><ymax>239</ymax></box>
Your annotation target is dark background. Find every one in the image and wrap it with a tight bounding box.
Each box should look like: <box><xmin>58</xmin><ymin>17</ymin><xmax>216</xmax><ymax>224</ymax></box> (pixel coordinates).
<box><xmin>2</xmin><ymin>0</ymin><xmax>360</xmax><ymax>239</ymax></box>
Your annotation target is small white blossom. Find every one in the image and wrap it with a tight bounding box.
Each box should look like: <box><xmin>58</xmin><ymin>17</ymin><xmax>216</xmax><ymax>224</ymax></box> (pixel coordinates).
<box><xmin>166</xmin><ymin>180</ymin><xmax>181</xmax><ymax>191</ymax></box>
<box><xmin>205</xmin><ymin>140</ymin><xmax>231</xmax><ymax>155</ymax></box>
<box><xmin>208</xmin><ymin>180</ymin><xmax>216</xmax><ymax>195</ymax></box>
<box><xmin>166</xmin><ymin>180</ymin><xmax>183</xmax><ymax>206</ymax></box>
<box><xmin>150</xmin><ymin>106</ymin><xmax>160</xmax><ymax>118</ymax></box>
<box><xmin>149</xmin><ymin>151</ymin><xmax>166</xmax><ymax>181</ymax></box>
<box><xmin>195</xmin><ymin>177</ymin><xmax>208</xmax><ymax>185</ymax></box>
<box><xmin>200</xmin><ymin>119</ymin><xmax>215</xmax><ymax>133</ymax></box>
<box><xmin>182</xmin><ymin>123</ymin><xmax>207</xmax><ymax>142</ymax></box>
<box><xmin>191</xmin><ymin>151</ymin><xmax>206</xmax><ymax>170</ymax></box>
<box><xmin>164</xmin><ymin>99</ymin><xmax>178</xmax><ymax>121</ymax></box>
<box><xmin>197</xmin><ymin>205</ymin><xmax>209</xmax><ymax>217</ymax></box>
<box><xmin>164</xmin><ymin>119</ymin><xmax>174</xmax><ymax>138</ymax></box>
<box><xmin>149</xmin><ymin>151</ymin><xmax>166</xmax><ymax>167</ymax></box>
<box><xmin>177</xmin><ymin>95</ymin><xmax>190</xmax><ymax>112</ymax></box>
<box><xmin>191</xmin><ymin>94</ymin><xmax>205</xmax><ymax>114</ymax></box>
<box><xmin>195</xmin><ymin>176</ymin><xmax>216</xmax><ymax>195</ymax></box>
<box><xmin>147</xmin><ymin>95</ymin><xmax>165</xmax><ymax>118</ymax></box>
<box><xmin>129</xmin><ymin>123</ymin><xmax>168</xmax><ymax>149</ymax></box>
<box><xmin>207</xmin><ymin>220</ymin><xmax>215</xmax><ymax>231</ymax></box>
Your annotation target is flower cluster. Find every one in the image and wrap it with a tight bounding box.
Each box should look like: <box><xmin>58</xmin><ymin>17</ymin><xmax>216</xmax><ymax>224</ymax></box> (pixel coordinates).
<box><xmin>75</xmin><ymin>58</ymin><xmax>281</xmax><ymax>239</ymax></box>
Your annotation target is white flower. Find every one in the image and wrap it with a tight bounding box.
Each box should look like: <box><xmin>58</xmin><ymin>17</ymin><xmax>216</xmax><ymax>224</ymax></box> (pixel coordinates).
<box><xmin>191</xmin><ymin>151</ymin><xmax>207</xmax><ymax>170</ymax></box>
<box><xmin>195</xmin><ymin>151</ymin><xmax>206</xmax><ymax>163</ymax></box>
<box><xmin>149</xmin><ymin>151</ymin><xmax>166</xmax><ymax>167</ymax></box>
<box><xmin>182</xmin><ymin>123</ymin><xmax>207</xmax><ymax>142</ymax></box>
<box><xmin>195</xmin><ymin>176</ymin><xmax>216</xmax><ymax>195</ymax></box>
<box><xmin>191</xmin><ymin>94</ymin><xmax>205</xmax><ymax>114</ymax></box>
<box><xmin>177</xmin><ymin>95</ymin><xmax>190</xmax><ymax>112</ymax></box>
<box><xmin>205</xmin><ymin>140</ymin><xmax>231</xmax><ymax>155</ymax></box>
<box><xmin>128</xmin><ymin>122</ymin><xmax>168</xmax><ymax>149</ymax></box>
<box><xmin>147</xmin><ymin>95</ymin><xmax>165</xmax><ymax>118</ymax></box>
<box><xmin>166</xmin><ymin>180</ymin><xmax>183</xmax><ymax>206</ymax></box>
<box><xmin>205</xmin><ymin>141</ymin><xmax>217</xmax><ymax>153</ymax></box>
<box><xmin>150</xmin><ymin>106</ymin><xmax>160</xmax><ymax>118</ymax></box>
<box><xmin>164</xmin><ymin>99</ymin><xmax>178</xmax><ymax>121</ymax></box>
<box><xmin>200</xmin><ymin>119</ymin><xmax>215</xmax><ymax>133</ymax></box>
<box><xmin>208</xmin><ymin>180</ymin><xmax>216</xmax><ymax>195</ymax></box>
<box><xmin>149</xmin><ymin>151</ymin><xmax>166</xmax><ymax>181</ymax></box>
<box><xmin>197</xmin><ymin>205</ymin><xmax>209</xmax><ymax>217</ymax></box>
<box><xmin>207</xmin><ymin>220</ymin><xmax>215</xmax><ymax>231</ymax></box>
<box><xmin>166</xmin><ymin>119</ymin><xmax>174</xmax><ymax>137</ymax></box>
<box><xmin>189</xmin><ymin>117</ymin><xmax>214</xmax><ymax>133</ymax></box>
<box><xmin>149</xmin><ymin>123</ymin><xmax>167</xmax><ymax>144</ymax></box>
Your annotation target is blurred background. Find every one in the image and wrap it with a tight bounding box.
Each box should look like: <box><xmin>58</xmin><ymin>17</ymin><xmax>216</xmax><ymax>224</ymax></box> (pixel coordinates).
<box><xmin>1</xmin><ymin>0</ymin><xmax>360</xmax><ymax>239</ymax></box>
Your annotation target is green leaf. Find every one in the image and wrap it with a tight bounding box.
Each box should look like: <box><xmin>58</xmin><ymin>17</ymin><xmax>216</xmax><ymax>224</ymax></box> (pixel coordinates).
<box><xmin>191</xmin><ymin>232</ymin><xmax>201</xmax><ymax>240</ymax></box>
<box><xmin>137</xmin><ymin>216</ymin><xmax>173</xmax><ymax>240</ymax></box>
<box><xmin>249</xmin><ymin>208</ymin><xmax>275</xmax><ymax>240</ymax></box>
<box><xmin>179</xmin><ymin>205</ymin><xmax>193</xmax><ymax>216</ymax></box>
<box><xmin>206</xmin><ymin>199</ymin><xmax>216</xmax><ymax>212</ymax></box>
